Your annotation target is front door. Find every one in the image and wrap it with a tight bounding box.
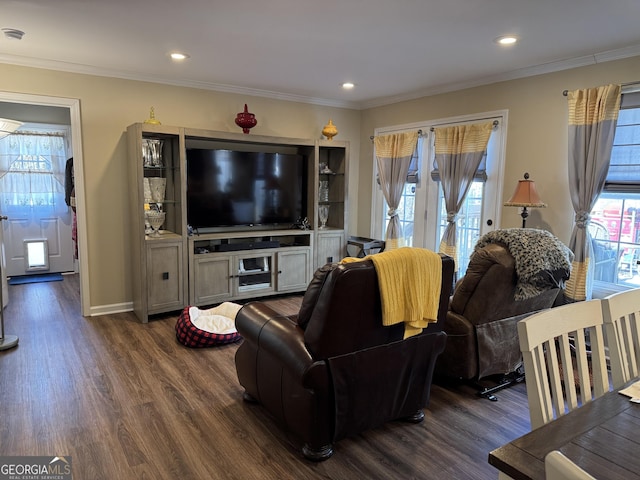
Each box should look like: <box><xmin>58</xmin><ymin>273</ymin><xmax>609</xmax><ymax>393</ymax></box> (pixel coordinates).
<box><xmin>0</xmin><ymin>126</ymin><xmax>74</xmax><ymax>277</ymax></box>
<box><xmin>2</xmin><ymin>208</ymin><xmax>74</xmax><ymax>277</ymax></box>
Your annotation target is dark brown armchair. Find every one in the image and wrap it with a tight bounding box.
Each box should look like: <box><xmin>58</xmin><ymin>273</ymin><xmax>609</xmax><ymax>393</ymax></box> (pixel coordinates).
<box><xmin>234</xmin><ymin>253</ymin><xmax>454</xmax><ymax>460</ymax></box>
<box><xmin>436</xmin><ymin>229</ymin><xmax>572</xmax><ymax>400</ymax></box>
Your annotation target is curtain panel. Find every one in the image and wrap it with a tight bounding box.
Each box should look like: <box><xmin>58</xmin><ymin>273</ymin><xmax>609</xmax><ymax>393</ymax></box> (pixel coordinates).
<box><xmin>0</xmin><ymin>132</ymin><xmax>68</xmax><ymax>216</ymax></box>
<box><xmin>565</xmin><ymin>84</ymin><xmax>621</xmax><ymax>302</ymax></box>
<box><xmin>434</xmin><ymin>122</ymin><xmax>493</xmax><ymax>269</ymax></box>
<box><xmin>374</xmin><ymin>131</ymin><xmax>419</xmax><ymax>250</ymax></box>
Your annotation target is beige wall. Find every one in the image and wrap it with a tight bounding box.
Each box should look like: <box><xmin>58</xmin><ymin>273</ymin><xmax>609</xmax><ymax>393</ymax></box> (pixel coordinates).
<box><xmin>1</xmin><ymin>56</ymin><xmax>639</xmax><ymax>312</ymax></box>
<box><xmin>0</xmin><ymin>64</ymin><xmax>361</xmax><ymax>311</ymax></box>
<box><xmin>359</xmin><ymin>56</ymin><xmax>640</xmax><ymax>244</ymax></box>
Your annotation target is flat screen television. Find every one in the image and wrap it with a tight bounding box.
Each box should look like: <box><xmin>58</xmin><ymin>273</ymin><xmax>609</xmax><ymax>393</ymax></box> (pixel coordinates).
<box><xmin>186</xmin><ymin>148</ymin><xmax>307</xmax><ymax>231</ymax></box>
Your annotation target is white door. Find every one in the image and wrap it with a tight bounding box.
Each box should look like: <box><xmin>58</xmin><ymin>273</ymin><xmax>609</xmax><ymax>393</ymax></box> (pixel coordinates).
<box><xmin>0</xmin><ymin>126</ymin><xmax>74</xmax><ymax>277</ymax></box>
<box><xmin>3</xmin><ymin>209</ymin><xmax>74</xmax><ymax>276</ymax></box>
<box><xmin>371</xmin><ymin>111</ymin><xmax>507</xmax><ymax>276</ymax></box>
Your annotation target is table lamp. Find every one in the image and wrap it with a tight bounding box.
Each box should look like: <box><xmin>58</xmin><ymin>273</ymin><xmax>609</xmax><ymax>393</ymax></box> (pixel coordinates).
<box><xmin>504</xmin><ymin>172</ymin><xmax>547</xmax><ymax>228</ymax></box>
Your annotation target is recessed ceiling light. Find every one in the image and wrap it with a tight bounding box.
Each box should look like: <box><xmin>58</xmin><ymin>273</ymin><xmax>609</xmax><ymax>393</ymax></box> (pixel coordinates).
<box><xmin>495</xmin><ymin>35</ymin><xmax>519</xmax><ymax>46</ymax></box>
<box><xmin>170</xmin><ymin>52</ymin><xmax>190</xmax><ymax>61</ymax></box>
<box><xmin>342</xmin><ymin>82</ymin><xmax>355</xmax><ymax>90</ymax></box>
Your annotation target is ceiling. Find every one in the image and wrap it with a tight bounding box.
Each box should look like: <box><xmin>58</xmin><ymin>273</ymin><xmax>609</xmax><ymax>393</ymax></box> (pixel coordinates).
<box><xmin>2</xmin><ymin>0</ymin><xmax>640</xmax><ymax>109</ymax></box>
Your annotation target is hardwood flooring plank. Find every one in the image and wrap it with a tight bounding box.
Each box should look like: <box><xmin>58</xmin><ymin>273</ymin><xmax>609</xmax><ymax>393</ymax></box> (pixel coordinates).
<box><xmin>0</xmin><ymin>275</ymin><xmax>532</xmax><ymax>479</ymax></box>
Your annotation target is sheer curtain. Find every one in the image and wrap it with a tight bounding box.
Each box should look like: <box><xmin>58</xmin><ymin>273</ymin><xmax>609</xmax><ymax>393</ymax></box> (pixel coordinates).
<box><xmin>434</xmin><ymin>122</ymin><xmax>493</xmax><ymax>270</ymax></box>
<box><xmin>565</xmin><ymin>84</ymin><xmax>621</xmax><ymax>302</ymax></box>
<box><xmin>0</xmin><ymin>131</ymin><xmax>68</xmax><ymax>217</ymax></box>
<box><xmin>374</xmin><ymin>131</ymin><xmax>419</xmax><ymax>250</ymax></box>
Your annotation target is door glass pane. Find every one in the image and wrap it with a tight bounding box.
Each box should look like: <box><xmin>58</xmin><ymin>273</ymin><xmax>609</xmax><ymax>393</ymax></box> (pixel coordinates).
<box><xmin>383</xmin><ymin>182</ymin><xmax>416</xmax><ymax>247</ymax></box>
<box><xmin>438</xmin><ymin>181</ymin><xmax>484</xmax><ymax>277</ymax></box>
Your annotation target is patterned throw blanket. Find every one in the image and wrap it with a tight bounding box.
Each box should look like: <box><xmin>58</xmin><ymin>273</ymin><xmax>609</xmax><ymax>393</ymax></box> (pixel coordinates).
<box><xmin>474</xmin><ymin>228</ymin><xmax>574</xmax><ymax>301</ymax></box>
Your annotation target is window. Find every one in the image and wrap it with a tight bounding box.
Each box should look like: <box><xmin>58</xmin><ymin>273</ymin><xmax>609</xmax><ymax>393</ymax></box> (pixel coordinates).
<box><xmin>372</xmin><ymin>112</ymin><xmax>507</xmax><ymax>276</ymax></box>
<box><xmin>590</xmin><ymin>90</ymin><xmax>640</xmax><ymax>294</ymax></box>
<box><xmin>383</xmin><ymin>182</ymin><xmax>417</xmax><ymax>247</ymax></box>
<box><xmin>436</xmin><ymin>181</ymin><xmax>485</xmax><ymax>275</ymax></box>
<box><xmin>0</xmin><ymin>126</ymin><xmax>69</xmax><ymax>212</ymax></box>
<box><xmin>381</xmin><ymin>140</ymin><xmax>420</xmax><ymax>247</ymax></box>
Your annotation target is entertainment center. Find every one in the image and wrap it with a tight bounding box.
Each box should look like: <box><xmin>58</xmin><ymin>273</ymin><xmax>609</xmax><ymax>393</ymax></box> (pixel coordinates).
<box><xmin>127</xmin><ymin>123</ymin><xmax>349</xmax><ymax>323</ymax></box>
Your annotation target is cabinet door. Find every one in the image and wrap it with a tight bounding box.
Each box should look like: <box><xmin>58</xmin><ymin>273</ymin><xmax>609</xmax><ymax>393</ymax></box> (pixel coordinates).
<box><xmin>315</xmin><ymin>230</ymin><xmax>345</xmax><ymax>269</ymax></box>
<box><xmin>146</xmin><ymin>241</ymin><xmax>184</xmax><ymax>313</ymax></box>
<box><xmin>192</xmin><ymin>254</ymin><xmax>233</xmax><ymax>305</ymax></box>
<box><xmin>277</xmin><ymin>249</ymin><xmax>311</xmax><ymax>292</ymax></box>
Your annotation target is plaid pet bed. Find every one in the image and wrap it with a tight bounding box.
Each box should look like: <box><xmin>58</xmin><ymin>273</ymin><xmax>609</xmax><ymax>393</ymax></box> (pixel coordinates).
<box><xmin>175</xmin><ymin>306</ymin><xmax>241</xmax><ymax>348</ymax></box>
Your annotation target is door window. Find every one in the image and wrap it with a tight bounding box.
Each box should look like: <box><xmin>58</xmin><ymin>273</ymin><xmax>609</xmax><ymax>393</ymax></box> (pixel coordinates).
<box><xmin>372</xmin><ymin>112</ymin><xmax>506</xmax><ymax>276</ymax></box>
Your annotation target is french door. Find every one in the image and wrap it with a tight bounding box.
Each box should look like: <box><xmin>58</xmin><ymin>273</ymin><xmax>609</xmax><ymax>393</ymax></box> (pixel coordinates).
<box><xmin>371</xmin><ymin>111</ymin><xmax>507</xmax><ymax>276</ymax></box>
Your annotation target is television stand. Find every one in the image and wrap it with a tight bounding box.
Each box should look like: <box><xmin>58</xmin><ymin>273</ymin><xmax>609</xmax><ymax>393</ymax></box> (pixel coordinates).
<box><xmin>188</xmin><ymin>229</ymin><xmax>313</xmax><ymax>306</ymax></box>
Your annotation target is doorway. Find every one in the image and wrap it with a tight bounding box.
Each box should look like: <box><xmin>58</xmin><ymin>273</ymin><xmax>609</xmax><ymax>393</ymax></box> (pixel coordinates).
<box><xmin>371</xmin><ymin>111</ymin><xmax>507</xmax><ymax>276</ymax></box>
<box><xmin>0</xmin><ymin>92</ymin><xmax>89</xmax><ymax>316</ymax></box>
<box><xmin>0</xmin><ymin>121</ymin><xmax>74</xmax><ymax>277</ymax></box>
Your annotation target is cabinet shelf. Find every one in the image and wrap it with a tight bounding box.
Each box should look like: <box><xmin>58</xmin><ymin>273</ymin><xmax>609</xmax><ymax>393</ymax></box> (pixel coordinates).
<box><xmin>238</xmin><ymin>270</ymin><xmax>269</xmax><ymax>277</ymax></box>
<box><xmin>145</xmin><ymin>200</ymin><xmax>179</xmax><ymax>206</ymax></box>
<box><xmin>145</xmin><ymin>231</ymin><xmax>181</xmax><ymax>240</ymax></box>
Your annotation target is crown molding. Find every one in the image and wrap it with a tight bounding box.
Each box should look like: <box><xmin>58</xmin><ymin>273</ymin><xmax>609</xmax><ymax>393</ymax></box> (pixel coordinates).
<box><xmin>0</xmin><ymin>53</ymin><xmax>360</xmax><ymax>110</ymax></box>
<box><xmin>2</xmin><ymin>43</ymin><xmax>640</xmax><ymax>112</ymax></box>
<box><xmin>358</xmin><ymin>44</ymin><xmax>640</xmax><ymax>110</ymax></box>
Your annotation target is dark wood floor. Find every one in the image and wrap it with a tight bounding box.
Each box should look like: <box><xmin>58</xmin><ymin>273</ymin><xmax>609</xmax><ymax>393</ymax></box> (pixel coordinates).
<box><xmin>0</xmin><ymin>274</ymin><xmax>532</xmax><ymax>479</ymax></box>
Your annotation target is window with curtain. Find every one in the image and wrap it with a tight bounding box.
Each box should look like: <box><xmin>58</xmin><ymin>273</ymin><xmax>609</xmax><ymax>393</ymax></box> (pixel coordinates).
<box><xmin>372</xmin><ymin>113</ymin><xmax>505</xmax><ymax>278</ymax></box>
<box><xmin>0</xmin><ymin>126</ymin><xmax>69</xmax><ymax>215</ymax></box>
<box><xmin>590</xmin><ymin>88</ymin><xmax>640</xmax><ymax>295</ymax></box>
<box><xmin>381</xmin><ymin>138</ymin><xmax>420</xmax><ymax>246</ymax></box>
<box><xmin>431</xmin><ymin>150</ymin><xmax>488</xmax><ymax>276</ymax></box>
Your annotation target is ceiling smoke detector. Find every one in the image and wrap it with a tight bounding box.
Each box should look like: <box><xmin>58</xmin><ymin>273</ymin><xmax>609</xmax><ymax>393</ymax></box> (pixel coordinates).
<box><xmin>2</xmin><ymin>28</ymin><xmax>25</xmax><ymax>40</ymax></box>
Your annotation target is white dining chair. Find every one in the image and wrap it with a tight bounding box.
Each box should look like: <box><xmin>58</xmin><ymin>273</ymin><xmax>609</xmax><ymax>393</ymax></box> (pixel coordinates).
<box><xmin>545</xmin><ymin>451</ymin><xmax>596</xmax><ymax>480</ymax></box>
<box><xmin>517</xmin><ymin>300</ymin><xmax>609</xmax><ymax>430</ymax></box>
<box><xmin>602</xmin><ymin>288</ymin><xmax>640</xmax><ymax>389</ymax></box>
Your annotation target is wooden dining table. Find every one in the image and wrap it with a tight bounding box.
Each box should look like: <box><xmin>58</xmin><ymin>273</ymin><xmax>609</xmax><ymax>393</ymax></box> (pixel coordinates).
<box><xmin>488</xmin><ymin>384</ymin><xmax>640</xmax><ymax>480</ymax></box>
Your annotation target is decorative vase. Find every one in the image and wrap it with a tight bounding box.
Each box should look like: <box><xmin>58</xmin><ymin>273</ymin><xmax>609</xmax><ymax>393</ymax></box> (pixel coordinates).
<box><xmin>145</xmin><ymin>211</ymin><xmax>165</xmax><ymax>237</ymax></box>
<box><xmin>143</xmin><ymin>178</ymin><xmax>152</xmax><ymax>203</ymax></box>
<box><xmin>318</xmin><ymin>205</ymin><xmax>330</xmax><ymax>229</ymax></box>
<box><xmin>142</xmin><ymin>139</ymin><xmax>164</xmax><ymax>167</ymax></box>
<box><xmin>235</xmin><ymin>104</ymin><xmax>257</xmax><ymax>134</ymax></box>
<box><xmin>148</xmin><ymin>178</ymin><xmax>166</xmax><ymax>203</ymax></box>
<box><xmin>322</xmin><ymin>119</ymin><xmax>338</xmax><ymax>140</ymax></box>
<box><xmin>319</xmin><ymin>180</ymin><xmax>329</xmax><ymax>202</ymax></box>
<box><xmin>144</xmin><ymin>106</ymin><xmax>161</xmax><ymax>125</ymax></box>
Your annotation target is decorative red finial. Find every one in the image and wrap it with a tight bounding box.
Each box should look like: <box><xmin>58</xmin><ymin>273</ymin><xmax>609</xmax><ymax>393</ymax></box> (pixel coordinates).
<box><xmin>235</xmin><ymin>104</ymin><xmax>257</xmax><ymax>134</ymax></box>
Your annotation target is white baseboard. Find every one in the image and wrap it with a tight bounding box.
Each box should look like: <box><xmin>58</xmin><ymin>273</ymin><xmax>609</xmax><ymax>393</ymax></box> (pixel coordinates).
<box><xmin>89</xmin><ymin>302</ymin><xmax>133</xmax><ymax>317</ymax></box>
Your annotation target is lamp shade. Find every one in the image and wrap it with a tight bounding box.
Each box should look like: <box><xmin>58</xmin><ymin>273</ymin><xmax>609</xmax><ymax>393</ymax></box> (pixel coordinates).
<box><xmin>0</xmin><ymin>118</ymin><xmax>23</xmax><ymax>139</ymax></box>
<box><xmin>504</xmin><ymin>175</ymin><xmax>547</xmax><ymax>208</ymax></box>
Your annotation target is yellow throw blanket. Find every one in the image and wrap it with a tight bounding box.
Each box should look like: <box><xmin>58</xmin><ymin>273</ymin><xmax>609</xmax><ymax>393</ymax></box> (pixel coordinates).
<box><xmin>341</xmin><ymin>247</ymin><xmax>442</xmax><ymax>339</ymax></box>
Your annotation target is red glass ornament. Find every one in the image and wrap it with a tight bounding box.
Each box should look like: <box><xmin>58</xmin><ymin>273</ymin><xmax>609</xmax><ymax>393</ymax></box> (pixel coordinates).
<box><xmin>235</xmin><ymin>104</ymin><xmax>257</xmax><ymax>134</ymax></box>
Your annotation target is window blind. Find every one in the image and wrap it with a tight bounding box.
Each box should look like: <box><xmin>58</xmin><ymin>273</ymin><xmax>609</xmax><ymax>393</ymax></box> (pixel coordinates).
<box><xmin>605</xmin><ymin>90</ymin><xmax>640</xmax><ymax>193</ymax></box>
<box><xmin>430</xmin><ymin>151</ymin><xmax>488</xmax><ymax>182</ymax></box>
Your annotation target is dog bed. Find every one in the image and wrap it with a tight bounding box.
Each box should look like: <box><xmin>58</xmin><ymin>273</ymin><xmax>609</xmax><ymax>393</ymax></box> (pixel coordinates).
<box><xmin>175</xmin><ymin>302</ymin><xmax>242</xmax><ymax>347</ymax></box>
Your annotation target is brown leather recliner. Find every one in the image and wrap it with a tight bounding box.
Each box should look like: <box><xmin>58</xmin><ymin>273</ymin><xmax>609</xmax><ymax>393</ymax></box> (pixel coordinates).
<box><xmin>234</xmin><ymin>253</ymin><xmax>454</xmax><ymax>461</ymax></box>
<box><xmin>436</xmin><ymin>240</ymin><xmax>570</xmax><ymax>399</ymax></box>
